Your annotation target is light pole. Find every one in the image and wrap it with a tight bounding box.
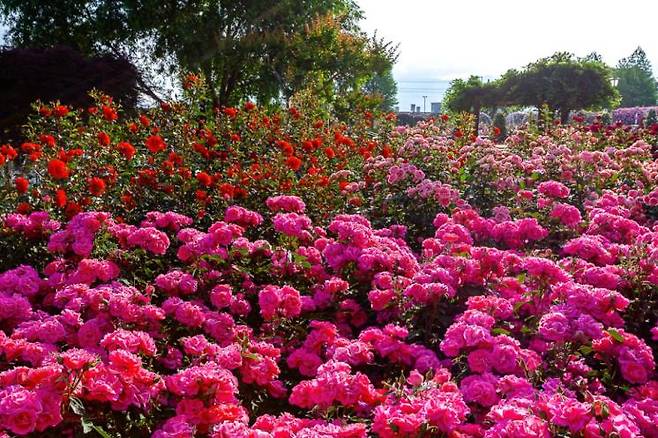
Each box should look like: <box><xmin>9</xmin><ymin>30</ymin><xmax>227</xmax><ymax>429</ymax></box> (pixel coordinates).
<box><xmin>610</xmin><ymin>77</ymin><xmax>619</xmax><ymax>123</ymax></box>
<box><xmin>422</xmin><ymin>96</ymin><xmax>427</xmax><ymax>113</ymax></box>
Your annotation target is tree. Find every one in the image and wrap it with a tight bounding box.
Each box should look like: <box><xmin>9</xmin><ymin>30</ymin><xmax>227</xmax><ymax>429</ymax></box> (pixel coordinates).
<box><xmin>0</xmin><ymin>0</ymin><xmax>396</xmax><ymax>107</ymax></box>
<box><xmin>0</xmin><ymin>0</ymin><xmax>164</xmax><ymax>102</ymax></box>
<box><xmin>442</xmin><ymin>76</ymin><xmax>500</xmax><ymax>133</ymax></box>
<box><xmin>616</xmin><ymin>47</ymin><xmax>658</xmax><ymax>107</ymax></box>
<box><xmin>362</xmin><ymin>68</ymin><xmax>398</xmax><ymax>111</ymax></box>
<box><xmin>503</xmin><ymin>52</ymin><xmax>619</xmax><ymax>124</ymax></box>
<box><xmin>583</xmin><ymin>51</ymin><xmax>603</xmax><ymax>63</ymax></box>
<box><xmin>272</xmin><ymin>20</ymin><xmax>398</xmax><ymax>109</ymax></box>
<box><xmin>0</xmin><ymin>46</ymin><xmax>138</xmax><ymax>143</ymax></box>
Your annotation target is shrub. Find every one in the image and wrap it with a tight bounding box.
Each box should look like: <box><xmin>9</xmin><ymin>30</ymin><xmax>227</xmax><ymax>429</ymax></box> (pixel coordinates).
<box><xmin>0</xmin><ymin>46</ymin><xmax>138</xmax><ymax>143</ymax></box>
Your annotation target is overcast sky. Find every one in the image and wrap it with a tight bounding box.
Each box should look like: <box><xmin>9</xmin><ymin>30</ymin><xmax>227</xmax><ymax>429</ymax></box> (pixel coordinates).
<box><xmin>358</xmin><ymin>0</ymin><xmax>658</xmax><ymax>110</ymax></box>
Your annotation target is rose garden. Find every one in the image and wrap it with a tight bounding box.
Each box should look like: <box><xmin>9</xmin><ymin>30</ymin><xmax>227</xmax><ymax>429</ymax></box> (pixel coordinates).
<box><xmin>0</xmin><ymin>71</ymin><xmax>656</xmax><ymax>437</ymax></box>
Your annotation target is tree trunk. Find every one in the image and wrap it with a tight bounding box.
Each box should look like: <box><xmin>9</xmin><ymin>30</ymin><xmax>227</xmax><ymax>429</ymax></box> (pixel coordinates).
<box><xmin>560</xmin><ymin>108</ymin><xmax>570</xmax><ymax>125</ymax></box>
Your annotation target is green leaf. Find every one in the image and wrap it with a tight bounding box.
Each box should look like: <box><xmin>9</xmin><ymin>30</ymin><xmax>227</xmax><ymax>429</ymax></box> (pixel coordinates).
<box><xmin>91</xmin><ymin>424</ymin><xmax>113</xmax><ymax>438</ymax></box>
<box><xmin>242</xmin><ymin>352</ymin><xmax>261</xmax><ymax>361</ymax></box>
<box><xmin>492</xmin><ymin>327</ymin><xmax>511</xmax><ymax>336</ymax></box>
<box><xmin>80</xmin><ymin>417</ymin><xmax>93</xmax><ymax>434</ymax></box>
<box><xmin>607</xmin><ymin>328</ymin><xmax>624</xmax><ymax>343</ymax></box>
<box><xmin>69</xmin><ymin>396</ymin><xmax>86</xmax><ymax>416</ymax></box>
<box><xmin>520</xmin><ymin>325</ymin><xmax>534</xmax><ymax>335</ymax></box>
<box><xmin>579</xmin><ymin>345</ymin><xmax>593</xmax><ymax>355</ymax></box>
<box><xmin>513</xmin><ymin>300</ymin><xmax>527</xmax><ymax>313</ymax></box>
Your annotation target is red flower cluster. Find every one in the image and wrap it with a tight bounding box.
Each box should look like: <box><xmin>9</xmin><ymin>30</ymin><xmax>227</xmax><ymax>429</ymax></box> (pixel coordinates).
<box><xmin>14</xmin><ymin>177</ymin><xmax>29</xmax><ymax>194</ymax></box>
<box><xmin>145</xmin><ymin>135</ymin><xmax>166</xmax><ymax>154</ymax></box>
<box><xmin>88</xmin><ymin>177</ymin><xmax>106</xmax><ymax>196</ymax></box>
<box><xmin>47</xmin><ymin>159</ymin><xmax>70</xmax><ymax>180</ymax></box>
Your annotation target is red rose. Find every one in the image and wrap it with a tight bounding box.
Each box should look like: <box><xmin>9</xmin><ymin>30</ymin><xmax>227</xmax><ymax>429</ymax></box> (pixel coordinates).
<box><xmin>195</xmin><ymin>171</ymin><xmax>212</xmax><ymax>187</ymax></box>
<box><xmin>276</xmin><ymin>140</ymin><xmax>294</xmax><ymax>157</ymax></box>
<box><xmin>145</xmin><ymin>135</ymin><xmax>166</xmax><ymax>153</ymax></box>
<box><xmin>39</xmin><ymin>134</ymin><xmax>56</xmax><ymax>148</ymax></box>
<box><xmin>53</xmin><ymin>105</ymin><xmax>69</xmax><ymax>117</ymax></box>
<box><xmin>2</xmin><ymin>145</ymin><xmax>17</xmax><ymax>160</ymax></box>
<box><xmin>88</xmin><ymin>177</ymin><xmax>106</xmax><ymax>196</ymax></box>
<box><xmin>195</xmin><ymin>189</ymin><xmax>208</xmax><ymax>201</ymax></box>
<box><xmin>65</xmin><ymin>202</ymin><xmax>81</xmax><ymax>218</ymax></box>
<box><xmin>102</xmin><ymin>105</ymin><xmax>118</xmax><ymax>121</ymax></box>
<box><xmin>117</xmin><ymin>141</ymin><xmax>136</xmax><ymax>160</ymax></box>
<box><xmin>219</xmin><ymin>183</ymin><xmax>235</xmax><ymax>199</ymax></box>
<box><xmin>223</xmin><ymin>107</ymin><xmax>238</xmax><ymax>118</ymax></box>
<box><xmin>286</xmin><ymin>156</ymin><xmax>302</xmax><ymax>171</ymax></box>
<box><xmin>348</xmin><ymin>196</ymin><xmax>362</xmax><ymax>207</ymax></box>
<box><xmin>55</xmin><ymin>189</ymin><xmax>67</xmax><ymax>207</ymax></box>
<box><xmin>97</xmin><ymin>131</ymin><xmax>111</xmax><ymax>146</ymax></box>
<box><xmin>15</xmin><ymin>177</ymin><xmax>29</xmax><ymax>194</ymax></box>
<box><xmin>16</xmin><ymin>202</ymin><xmax>31</xmax><ymax>214</ymax></box>
<box><xmin>47</xmin><ymin>159</ymin><xmax>70</xmax><ymax>180</ymax></box>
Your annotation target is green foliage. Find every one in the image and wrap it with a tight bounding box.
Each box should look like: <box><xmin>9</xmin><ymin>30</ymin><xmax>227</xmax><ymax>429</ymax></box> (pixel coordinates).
<box><xmin>443</xmin><ymin>76</ymin><xmax>500</xmax><ymax>114</ymax></box>
<box><xmin>616</xmin><ymin>47</ymin><xmax>658</xmax><ymax>107</ymax></box>
<box><xmin>363</xmin><ymin>67</ymin><xmax>398</xmax><ymax>111</ymax></box>
<box><xmin>442</xmin><ymin>52</ymin><xmax>619</xmax><ymax>130</ymax></box>
<box><xmin>504</xmin><ymin>52</ymin><xmax>620</xmax><ymax>124</ymax></box>
<box><xmin>0</xmin><ymin>0</ymin><xmax>397</xmax><ymax>108</ymax></box>
<box><xmin>442</xmin><ymin>76</ymin><xmax>500</xmax><ymax>132</ymax></box>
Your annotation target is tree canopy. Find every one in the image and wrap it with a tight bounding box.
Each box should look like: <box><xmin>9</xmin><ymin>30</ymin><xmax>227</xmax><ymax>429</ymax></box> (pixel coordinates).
<box><xmin>443</xmin><ymin>52</ymin><xmax>619</xmax><ymax>127</ymax></box>
<box><xmin>616</xmin><ymin>47</ymin><xmax>658</xmax><ymax>107</ymax></box>
<box><xmin>0</xmin><ymin>0</ymin><xmax>397</xmax><ymax>107</ymax></box>
<box><xmin>505</xmin><ymin>52</ymin><xmax>619</xmax><ymax>123</ymax></box>
<box><xmin>442</xmin><ymin>76</ymin><xmax>501</xmax><ymax>132</ymax></box>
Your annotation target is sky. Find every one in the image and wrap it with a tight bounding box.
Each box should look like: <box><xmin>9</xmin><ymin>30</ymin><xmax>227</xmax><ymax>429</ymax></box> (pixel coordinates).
<box><xmin>357</xmin><ymin>0</ymin><xmax>658</xmax><ymax>111</ymax></box>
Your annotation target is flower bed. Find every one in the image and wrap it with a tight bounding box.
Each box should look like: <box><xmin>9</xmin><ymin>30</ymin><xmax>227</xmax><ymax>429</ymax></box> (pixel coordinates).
<box><xmin>1</xmin><ymin>86</ymin><xmax>658</xmax><ymax>436</ymax></box>
<box><xmin>613</xmin><ymin>106</ymin><xmax>658</xmax><ymax>126</ymax></box>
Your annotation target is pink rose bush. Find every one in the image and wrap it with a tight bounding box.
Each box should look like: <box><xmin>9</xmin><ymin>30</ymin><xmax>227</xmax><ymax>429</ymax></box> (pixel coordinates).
<box><xmin>1</xmin><ymin>106</ymin><xmax>658</xmax><ymax>436</ymax></box>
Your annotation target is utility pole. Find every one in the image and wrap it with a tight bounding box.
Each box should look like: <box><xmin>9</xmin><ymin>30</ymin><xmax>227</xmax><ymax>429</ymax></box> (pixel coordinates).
<box><xmin>422</xmin><ymin>96</ymin><xmax>427</xmax><ymax>113</ymax></box>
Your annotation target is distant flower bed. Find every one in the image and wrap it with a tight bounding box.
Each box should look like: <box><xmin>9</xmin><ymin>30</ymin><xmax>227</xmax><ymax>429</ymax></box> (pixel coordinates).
<box><xmin>613</xmin><ymin>106</ymin><xmax>658</xmax><ymax>125</ymax></box>
<box><xmin>1</xmin><ymin>82</ymin><xmax>658</xmax><ymax>436</ymax></box>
